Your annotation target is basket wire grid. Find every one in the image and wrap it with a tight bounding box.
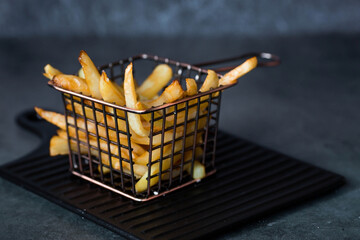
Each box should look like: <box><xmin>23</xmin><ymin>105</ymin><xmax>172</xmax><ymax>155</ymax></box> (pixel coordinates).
<box><xmin>49</xmin><ymin>53</ymin><xmax>279</xmax><ymax>201</ymax></box>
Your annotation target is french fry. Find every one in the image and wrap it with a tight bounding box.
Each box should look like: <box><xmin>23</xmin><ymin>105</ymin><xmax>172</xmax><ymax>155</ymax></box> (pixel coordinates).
<box><xmin>51</xmin><ymin>133</ymin><xmax>146</xmax><ymax>177</ymax></box>
<box><xmin>219</xmin><ymin>56</ymin><xmax>257</xmax><ymax>86</ymax></box>
<box><xmin>164</xmin><ymin>78</ymin><xmax>198</xmax><ymax>124</ymax></box>
<box><xmin>78</xmin><ymin>68</ymin><xmax>85</xmax><ymax>79</ymax></box>
<box><xmin>135</xmin><ymin>101</ymin><xmax>171</xmax><ymax>131</ymax></box>
<box><xmin>137</xmin><ymin>64</ymin><xmax>173</xmax><ymax>100</ymax></box>
<box><xmin>142</xmin><ymin>80</ymin><xmax>184</xmax><ymax>108</ymax></box>
<box><xmin>124</xmin><ymin>63</ymin><xmax>149</xmax><ymax>137</ymax></box>
<box><xmin>134</xmin><ymin>134</ymin><xmax>200</xmax><ymax>165</ymax></box>
<box><xmin>135</xmin><ymin>150</ymin><xmax>193</xmax><ymax>192</ymax></box>
<box><xmin>186</xmin><ymin>160</ymin><xmax>206</xmax><ymax>180</ymax></box>
<box><xmin>99</xmin><ymin>71</ymin><xmax>125</xmax><ymax>106</ymax></box>
<box><xmin>50</xmin><ymin>74</ymin><xmax>91</xmax><ymax>96</ymax></box>
<box><xmin>166</xmin><ymin>72</ymin><xmax>216</xmax><ymax>124</ymax></box>
<box><xmin>199</xmin><ymin>70</ymin><xmax>219</xmax><ymax>93</ymax></box>
<box><xmin>65</xmin><ymin>102</ymin><xmax>104</xmax><ymax>123</ymax></box>
<box><xmin>136</xmin><ymin>148</ymin><xmax>206</xmax><ymax>192</ymax></box>
<box><xmin>43</xmin><ymin>64</ymin><xmax>62</xmax><ymax>80</ymax></box>
<box><xmin>99</xmin><ymin>163</ymin><xmax>146</xmax><ymax>179</ymax></box>
<box><xmin>78</xmin><ymin>50</ymin><xmax>102</xmax><ymax>99</ymax></box>
<box><xmin>35</xmin><ymin>107</ymin><xmax>67</xmax><ymax>129</ymax></box>
<box><xmin>99</xmin><ymin>152</ymin><xmax>147</xmax><ymax>178</ymax></box>
<box><xmin>56</xmin><ymin>129</ymin><xmax>138</xmax><ymax>159</ymax></box>
<box><xmin>134</xmin><ymin>118</ymin><xmax>206</xmax><ymax>166</ymax></box>
<box><xmin>185</xmin><ymin>78</ymin><xmax>198</xmax><ymax>96</ymax></box>
<box><xmin>35</xmin><ymin>107</ymin><xmax>146</xmax><ymax>156</ymax></box>
<box><xmin>50</xmin><ymin>136</ymin><xmax>74</xmax><ymax>156</ymax></box>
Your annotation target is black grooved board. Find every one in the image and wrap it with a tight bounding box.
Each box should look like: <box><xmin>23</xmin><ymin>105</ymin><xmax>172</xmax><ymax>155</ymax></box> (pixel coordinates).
<box><xmin>0</xmin><ymin>110</ymin><xmax>345</xmax><ymax>240</ymax></box>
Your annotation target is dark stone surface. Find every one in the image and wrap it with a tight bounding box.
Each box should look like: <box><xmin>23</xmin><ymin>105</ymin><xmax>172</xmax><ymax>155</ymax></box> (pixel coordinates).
<box><xmin>0</xmin><ymin>34</ymin><xmax>360</xmax><ymax>239</ymax></box>
<box><xmin>0</xmin><ymin>0</ymin><xmax>360</xmax><ymax>37</ymax></box>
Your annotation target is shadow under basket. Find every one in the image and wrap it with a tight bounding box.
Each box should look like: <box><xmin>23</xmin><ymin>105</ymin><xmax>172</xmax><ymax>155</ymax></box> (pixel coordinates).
<box><xmin>49</xmin><ymin>54</ymin><xmax>236</xmax><ymax>201</ymax></box>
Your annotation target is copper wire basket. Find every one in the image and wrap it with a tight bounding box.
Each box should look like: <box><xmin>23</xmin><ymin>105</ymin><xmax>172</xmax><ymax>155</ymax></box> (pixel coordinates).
<box><xmin>49</xmin><ymin>52</ymin><xmax>280</xmax><ymax>201</ymax></box>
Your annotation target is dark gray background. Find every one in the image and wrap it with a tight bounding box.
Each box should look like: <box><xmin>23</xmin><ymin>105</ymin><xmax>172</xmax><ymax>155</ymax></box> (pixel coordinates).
<box><xmin>1</xmin><ymin>1</ymin><xmax>360</xmax><ymax>240</ymax></box>
<box><xmin>1</xmin><ymin>0</ymin><xmax>360</xmax><ymax>37</ymax></box>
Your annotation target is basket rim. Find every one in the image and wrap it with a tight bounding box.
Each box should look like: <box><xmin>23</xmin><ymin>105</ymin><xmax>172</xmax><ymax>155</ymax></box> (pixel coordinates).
<box><xmin>48</xmin><ymin>53</ymin><xmax>237</xmax><ymax>113</ymax></box>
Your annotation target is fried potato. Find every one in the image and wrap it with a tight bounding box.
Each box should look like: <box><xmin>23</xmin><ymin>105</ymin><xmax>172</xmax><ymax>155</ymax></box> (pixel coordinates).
<box><xmin>78</xmin><ymin>68</ymin><xmax>85</xmax><ymax>79</ymax></box>
<box><xmin>135</xmin><ymin>101</ymin><xmax>171</xmax><ymax>131</ymax></box>
<box><xmin>124</xmin><ymin>63</ymin><xmax>149</xmax><ymax>137</ymax></box>
<box><xmin>50</xmin><ymin>135</ymin><xmax>73</xmax><ymax>156</ymax></box>
<box><xmin>78</xmin><ymin>50</ymin><xmax>102</xmax><ymax>99</ymax></box>
<box><xmin>50</xmin><ymin>74</ymin><xmax>91</xmax><ymax>96</ymax></box>
<box><xmin>200</xmin><ymin>70</ymin><xmax>219</xmax><ymax>93</ymax></box>
<box><xmin>166</xmin><ymin>72</ymin><xmax>215</xmax><ymax>124</ymax></box>
<box><xmin>219</xmin><ymin>56</ymin><xmax>258</xmax><ymax>86</ymax></box>
<box><xmin>56</xmin><ymin>129</ymin><xmax>138</xmax><ymax>159</ymax></box>
<box><xmin>99</xmin><ymin>71</ymin><xmax>125</xmax><ymax>106</ymax></box>
<box><xmin>35</xmin><ymin>107</ymin><xmax>146</xmax><ymax>156</ymax></box>
<box><xmin>134</xmin><ymin>134</ymin><xmax>200</xmax><ymax>165</ymax></box>
<box><xmin>65</xmin><ymin>101</ymin><xmax>104</xmax><ymax>123</ymax></box>
<box><xmin>99</xmin><ymin>71</ymin><xmax>127</xmax><ymax>124</ymax></box>
<box><xmin>51</xmin><ymin>133</ymin><xmax>146</xmax><ymax>177</ymax></box>
<box><xmin>43</xmin><ymin>64</ymin><xmax>62</xmax><ymax>80</ymax></box>
<box><xmin>99</xmin><ymin>152</ymin><xmax>146</xmax><ymax>179</ymax></box>
<box><xmin>137</xmin><ymin>64</ymin><xmax>173</xmax><ymax>100</ymax></box>
<box><xmin>185</xmin><ymin>78</ymin><xmax>198</xmax><ymax>96</ymax></box>
<box><xmin>142</xmin><ymin>80</ymin><xmax>184</xmax><ymax>108</ymax></box>
<box><xmin>186</xmin><ymin>160</ymin><xmax>206</xmax><ymax>180</ymax></box>
<box><xmin>135</xmin><ymin>150</ymin><xmax>193</xmax><ymax>192</ymax></box>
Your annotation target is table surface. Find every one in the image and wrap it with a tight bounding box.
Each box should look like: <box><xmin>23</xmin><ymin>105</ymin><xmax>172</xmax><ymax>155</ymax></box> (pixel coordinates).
<box><xmin>0</xmin><ymin>34</ymin><xmax>359</xmax><ymax>240</ymax></box>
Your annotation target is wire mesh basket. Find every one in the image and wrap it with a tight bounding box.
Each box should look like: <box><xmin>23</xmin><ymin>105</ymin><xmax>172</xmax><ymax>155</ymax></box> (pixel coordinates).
<box><xmin>48</xmin><ymin>53</ymin><xmax>279</xmax><ymax>201</ymax></box>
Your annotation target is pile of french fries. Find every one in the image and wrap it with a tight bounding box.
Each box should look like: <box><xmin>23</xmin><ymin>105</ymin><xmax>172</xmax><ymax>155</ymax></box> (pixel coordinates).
<box><xmin>36</xmin><ymin>50</ymin><xmax>257</xmax><ymax>193</ymax></box>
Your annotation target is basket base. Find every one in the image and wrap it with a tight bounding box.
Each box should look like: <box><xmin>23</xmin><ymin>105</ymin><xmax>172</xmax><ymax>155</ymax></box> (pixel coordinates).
<box><xmin>71</xmin><ymin>169</ymin><xmax>217</xmax><ymax>202</ymax></box>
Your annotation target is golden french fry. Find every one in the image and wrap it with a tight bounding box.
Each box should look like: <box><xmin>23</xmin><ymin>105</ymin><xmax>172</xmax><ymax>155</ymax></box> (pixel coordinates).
<box><xmin>56</xmin><ymin>129</ymin><xmax>138</xmax><ymax>159</ymax></box>
<box><xmin>124</xmin><ymin>63</ymin><xmax>149</xmax><ymax>137</ymax></box>
<box><xmin>134</xmin><ymin>134</ymin><xmax>200</xmax><ymax>165</ymax></box>
<box><xmin>166</xmin><ymin>72</ymin><xmax>215</xmax><ymax>124</ymax></box>
<box><xmin>50</xmin><ymin>74</ymin><xmax>91</xmax><ymax>96</ymax></box>
<box><xmin>99</xmin><ymin>153</ymin><xmax>146</xmax><ymax>178</ymax></box>
<box><xmin>200</xmin><ymin>70</ymin><xmax>219</xmax><ymax>93</ymax></box>
<box><xmin>65</xmin><ymin>101</ymin><xmax>104</xmax><ymax>123</ymax></box>
<box><xmin>185</xmin><ymin>78</ymin><xmax>198</xmax><ymax>96</ymax></box>
<box><xmin>98</xmin><ymin>163</ymin><xmax>145</xmax><ymax>179</ymax></box>
<box><xmin>35</xmin><ymin>105</ymin><xmax>203</xmax><ymax>148</ymax></box>
<box><xmin>35</xmin><ymin>107</ymin><xmax>66</xmax><ymax>129</ymax></box>
<box><xmin>135</xmin><ymin>101</ymin><xmax>171</xmax><ymax>131</ymax></box>
<box><xmin>137</xmin><ymin>64</ymin><xmax>173</xmax><ymax>100</ymax></box>
<box><xmin>78</xmin><ymin>50</ymin><xmax>102</xmax><ymax>99</ymax></box>
<box><xmin>35</xmin><ymin>107</ymin><xmax>146</xmax><ymax>156</ymax></box>
<box><xmin>186</xmin><ymin>160</ymin><xmax>206</xmax><ymax>179</ymax></box>
<box><xmin>51</xmin><ymin>133</ymin><xmax>146</xmax><ymax>177</ymax></box>
<box><xmin>168</xmin><ymin>70</ymin><xmax>219</xmax><ymax>124</ymax></box>
<box><xmin>49</xmin><ymin>136</ymin><xmax>73</xmax><ymax>156</ymax></box>
<box><xmin>157</xmin><ymin>147</ymin><xmax>205</xmax><ymax>181</ymax></box>
<box><xmin>43</xmin><ymin>64</ymin><xmax>62</xmax><ymax>80</ymax></box>
<box><xmin>142</xmin><ymin>80</ymin><xmax>184</xmax><ymax>108</ymax></box>
<box><xmin>219</xmin><ymin>56</ymin><xmax>257</xmax><ymax>86</ymax></box>
<box><xmin>78</xmin><ymin>68</ymin><xmax>85</xmax><ymax>79</ymax></box>
<box><xmin>99</xmin><ymin>71</ymin><xmax>125</xmax><ymax>106</ymax></box>
<box><xmin>99</xmin><ymin>71</ymin><xmax>127</xmax><ymax>127</ymax></box>
<box><xmin>135</xmin><ymin>150</ymin><xmax>193</xmax><ymax>192</ymax></box>
<box><xmin>141</xmin><ymin>120</ymin><xmax>205</xmax><ymax>163</ymax></box>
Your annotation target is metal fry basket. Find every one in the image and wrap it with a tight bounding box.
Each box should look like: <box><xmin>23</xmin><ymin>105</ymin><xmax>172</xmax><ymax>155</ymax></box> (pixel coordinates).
<box><xmin>48</xmin><ymin>52</ymin><xmax>280</xmax><ymax>201</ymax></box>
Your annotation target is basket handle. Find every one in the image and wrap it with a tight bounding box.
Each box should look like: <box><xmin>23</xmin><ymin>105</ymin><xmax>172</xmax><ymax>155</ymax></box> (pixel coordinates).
<box><xmin>193</xmin><ymin>52</ymin><xmax>280</xmax><ymax>73</ymax></box>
